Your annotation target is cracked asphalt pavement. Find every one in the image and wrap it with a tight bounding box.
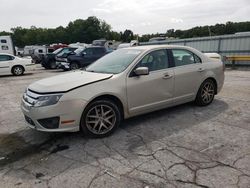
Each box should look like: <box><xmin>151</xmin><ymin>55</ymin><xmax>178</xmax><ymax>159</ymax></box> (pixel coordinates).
<box><xmin>0</xmin><ymin>67</ymin><xmax>250</xmax><ymax>188</ymax></box>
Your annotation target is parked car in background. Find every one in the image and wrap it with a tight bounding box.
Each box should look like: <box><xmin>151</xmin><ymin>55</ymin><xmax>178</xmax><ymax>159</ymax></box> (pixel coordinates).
<box><xmin>92</xmin><ymin>39</ymin><xmax>119</xmax><ymax>50</ymax></box>
<box><xmin>0</xmin><ymin>53</ymin><xmax>35</xmax><ymax>76</ymax></box>
<box><xmin>41</xmin><ymin>47</ymin><xmax>77</xmax><ymax>69</ymax></box>
<box><xmin>21</xmin><ymin>45</ymin><xmax>224</xmax><ymax>137</ymax></box>
<box><xmin>68</xmin><ymin>42</ymin><xmax>89</xmax><ymax>49</ymax></box>
<box><xmin>55</xmin><ymin>47</ymin><xmax>78</xmax><ymax>65</ymax></box>
<box><xmin>62</xmin><ymin>46</ymin><xmax>110</xmax><ymax>70</ymax></box>
<box><xmin>31</xmin><ymin>46</ymin><xmax>55</xmax><ymax>64</ymax></box>
<box><xmin>117</xmin><ymin>40</ymin><xmax>138</xmax><ymax>49</ymax></box>
<box><xmin>0</xmin><ymin>36</ymin><xmax>15</xmax><ymax>55</ymax></box>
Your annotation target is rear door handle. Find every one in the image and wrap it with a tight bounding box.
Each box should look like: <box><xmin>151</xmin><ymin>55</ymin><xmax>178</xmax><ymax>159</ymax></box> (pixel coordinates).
<box><xmin>198</xmin><ymin>68</ymin><xmax>205</xmax><ymax>72</ymax></box>
<box><xmin>163</xmin><ymin>73</ymin><xmax>173</xmax><ymax>79</ymax></box>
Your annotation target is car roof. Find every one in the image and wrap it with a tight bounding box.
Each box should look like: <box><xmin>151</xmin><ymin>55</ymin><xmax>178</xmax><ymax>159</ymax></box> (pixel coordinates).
<box><xmin>125</xmin><ymin>45</ymin><xmax>195</xmax><ymax>51</ymax></box>
<box><xmin>123</xmin><ymin>45</ymin><xmax>210</xmax><ymax>62</ymax></box>
<box><xmin>0</xmin><ymin>53</ymin><xmax>14</xmax><ymax>56</ymax></box>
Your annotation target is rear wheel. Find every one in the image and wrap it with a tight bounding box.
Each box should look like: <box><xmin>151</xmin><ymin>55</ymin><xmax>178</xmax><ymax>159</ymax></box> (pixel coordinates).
<box><xmin>195</xmin><ymin>79</ymin><xmax>215</xmax><ymax>106</ymax></box>
<box><xmin>12</xmin><ymin>66</ymin><xmax>24</xmax><ymax>76</ymax></box>
<box><xmin>80</xmin><ymin>100</ymin><xmax>121</xmax><ymax>138</ymax></box>
<box><xmin>70</xmin><ymin>62</ymin><xmax>79</xmax><ymax>70</ymax></box>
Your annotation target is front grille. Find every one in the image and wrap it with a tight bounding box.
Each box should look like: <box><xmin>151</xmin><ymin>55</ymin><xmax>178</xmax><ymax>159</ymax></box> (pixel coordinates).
<box><xmin>24</xmin><ymin>115</ymin><xmax>35</xmax><ymax>126</ymax></box>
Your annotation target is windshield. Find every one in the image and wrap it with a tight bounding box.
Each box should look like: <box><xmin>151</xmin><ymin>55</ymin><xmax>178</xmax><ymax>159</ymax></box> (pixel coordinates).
<box><xmin>74</xmin><ymin>48</ymin><xmax>85</xmax><ymax>54</ymax></box>
<box><xmin>53</xmin><ymin>48</ymin><xmax>63</xmax><ymax>54</ymax></box>
<box><xmin>86</xmin><ymin>49</ymin><xmax>143</xmax><ymax>74</ymax></box>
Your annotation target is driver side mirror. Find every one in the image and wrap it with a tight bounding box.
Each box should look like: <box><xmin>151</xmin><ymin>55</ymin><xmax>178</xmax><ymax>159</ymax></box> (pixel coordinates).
<box><xmin>82</xmin><ymin>52</ymin><xmax>86</xmax><ymax>56</ymax></box>
<box><xmin>134</xmin><ymin>67</ymin><xmax>149</xmax><ymax>76</ymax></box>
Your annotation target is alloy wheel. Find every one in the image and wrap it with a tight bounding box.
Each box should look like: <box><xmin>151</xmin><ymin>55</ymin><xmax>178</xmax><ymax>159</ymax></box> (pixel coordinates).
<box><xmin>13</xmin><ymin>66</ymin><xmax>23</xmax><ymax>75</ymax></box>
<box><xmin>201</xmin><ymin>82</ymin><xmax>215</xmax><ymax>104</ymax></box>
<box><xmin>85</xmin><ymin>104</ymin><xmax>116</xmax><ymax>135</ymax></box>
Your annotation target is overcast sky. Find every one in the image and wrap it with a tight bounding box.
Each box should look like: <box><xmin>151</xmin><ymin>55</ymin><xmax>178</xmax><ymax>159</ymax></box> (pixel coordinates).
<box><xmin>1</xmin><ymin>0</ymin><xmax>249</xmax><ymax>35</ymax></box>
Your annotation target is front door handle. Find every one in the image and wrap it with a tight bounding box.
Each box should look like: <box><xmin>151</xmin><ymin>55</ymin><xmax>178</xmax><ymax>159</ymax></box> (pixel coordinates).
<box><xmin>198</xmin><ymin>68</ymin><xmax>205</xmax><ymax>72</ymax></box>
<box><xmin>163</xmin><ymin>73</ymin><xmax>173</xmax><ymax>79</ymax></box>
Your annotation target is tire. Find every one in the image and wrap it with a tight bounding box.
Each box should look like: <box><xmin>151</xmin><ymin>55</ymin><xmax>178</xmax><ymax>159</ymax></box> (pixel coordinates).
<box><xmin>195</xmin><ymin>79</ymin><xmax>216</xmax><ymax>106</ymax></box>
<box><xmin>50</xmin><ymin>61</ymin><xmax>57</xmax><ymax>69</ymax></box>
<box><xmin>70</xmin><ymin>62</ymin><xmax>79</xmax><ymax>70</ymax></box>
<box><xmin>80</xmin><ymin>100</ymin><xmax>121</xmax><ymax>138</ymax></box>
<box><xmin>12</xmin><ymin>66</ymin><xmax>24</xmax><ymax>76</ymax></box>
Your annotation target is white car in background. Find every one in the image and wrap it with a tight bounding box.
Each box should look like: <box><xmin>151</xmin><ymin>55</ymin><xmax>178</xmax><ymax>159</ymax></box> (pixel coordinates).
<box><xmin>21</xmin><ymin>45</ymin><xmax>224</xmax><ymax>137</ymax></box>
<box><xmin>0</xmin><ymin>53</ymin><xmax>36</xmax><ymax>76</ymax></box>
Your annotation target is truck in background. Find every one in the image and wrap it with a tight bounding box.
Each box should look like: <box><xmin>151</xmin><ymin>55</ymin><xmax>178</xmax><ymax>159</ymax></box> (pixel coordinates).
<box><xmin>0</xmin><ymin>36</ymin><xmax>15</xmax><ymax>55</ymax></box>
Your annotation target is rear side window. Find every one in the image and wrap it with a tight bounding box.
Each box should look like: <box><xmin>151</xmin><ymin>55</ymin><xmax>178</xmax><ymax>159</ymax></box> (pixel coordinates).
<box><xmin>172</xmin><ymin>49</ymin><xmax>201</xmax><ymax>67</ymax></box>
<box><xmin>1</xmin><ymin>39</ymin><xmax>7</xmax><ymax>43</ymax></box>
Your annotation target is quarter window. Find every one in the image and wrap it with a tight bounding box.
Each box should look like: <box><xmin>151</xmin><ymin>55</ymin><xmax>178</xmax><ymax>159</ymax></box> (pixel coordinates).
<box><xmin>172</xmin><ymin>49</ymin><xmax>201</xmax><ymax>66</ymax></box>
<box><xmin>137</xmin><ymin>49</ymin><xmax>169</xmax><ymax>72</ymax></box>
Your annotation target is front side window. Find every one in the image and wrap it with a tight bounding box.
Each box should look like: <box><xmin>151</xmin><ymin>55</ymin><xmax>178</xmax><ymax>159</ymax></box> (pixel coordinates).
<box><xmin>172</xmin><ymin>49</ymin><xmax>201</xmax><ymax>66</ymax></box>
<box><xmin>136</xmin><ymin>49</ymin><xmax>169</xmax><ymax>71</ymax></box>
<box><xmin>0</xmin><ymin>55</ymin><xmax>13</xmax><ymax>61</ymax></box>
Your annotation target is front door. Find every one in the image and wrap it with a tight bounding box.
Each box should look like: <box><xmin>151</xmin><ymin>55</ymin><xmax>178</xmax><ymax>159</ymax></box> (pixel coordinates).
<box><xmin>126</xmin><ymin>49</ymin><xmax>174</xmax><ymax>115</ymax></box>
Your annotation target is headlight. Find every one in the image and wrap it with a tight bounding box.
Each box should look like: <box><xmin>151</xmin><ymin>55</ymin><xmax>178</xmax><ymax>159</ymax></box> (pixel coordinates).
<box><xmin>34</xmin><ymin>94</ymin><xmax>63</xmax><ymax>107</ymax></box>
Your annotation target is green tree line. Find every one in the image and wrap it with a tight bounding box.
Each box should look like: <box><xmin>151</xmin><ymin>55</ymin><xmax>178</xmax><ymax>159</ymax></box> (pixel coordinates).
<box><xmin>0</xmin><ymin>17</ymin><xmax>250</xmax><ymax>47</ymax></box>
<box><xmin>139</xmin><ymin>21</ymin><xmax>250</xmax><ymax>42</ymax></box>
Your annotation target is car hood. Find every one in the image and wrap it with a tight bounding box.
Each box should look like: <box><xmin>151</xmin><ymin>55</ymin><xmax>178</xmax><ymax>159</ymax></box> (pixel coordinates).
<box><xmin>28</xmin><ymin>71</ymin><xmax>113</xmax><ymax>93</ymax></box>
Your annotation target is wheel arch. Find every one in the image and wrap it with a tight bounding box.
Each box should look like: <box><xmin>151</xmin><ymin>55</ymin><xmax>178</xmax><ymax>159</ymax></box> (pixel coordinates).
<box><xmin>85</xmin><ymin>94</ymin><xmax>125</xmax><ymax>120</ymax></box>
<box><xmin>11</xmin><ymin>64</ymin><xmax>25</xmax><ymax>73</ymax></box>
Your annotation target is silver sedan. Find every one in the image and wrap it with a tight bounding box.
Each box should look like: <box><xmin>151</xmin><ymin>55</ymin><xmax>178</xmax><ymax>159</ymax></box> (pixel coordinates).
<box><xmin>21</xmin><ymin>45</ymin><xmax>224</xmax><ymax>137</ymax></box>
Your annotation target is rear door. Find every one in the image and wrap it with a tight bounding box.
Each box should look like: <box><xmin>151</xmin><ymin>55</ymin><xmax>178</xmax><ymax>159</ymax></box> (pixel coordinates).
<box><xmin>171</xmin><ymin>49</ymin><xmax>205</xmax><ymax>102</ymax></box>
<box><xmin>0</xmin><ymin>55</ymin><xmax>13</xmax><ymax>74</ymax></box>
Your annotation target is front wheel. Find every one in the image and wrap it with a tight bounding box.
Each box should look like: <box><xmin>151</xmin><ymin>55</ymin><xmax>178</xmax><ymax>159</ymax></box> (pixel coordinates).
<box><xmin>80</xmin><ymin>100</ymin><xmax>121</xmax><ymax>138</ymax></box>
<box><xmin>195</xmin><ymin>79</ymin><xmax>216</xmax><ymax>106</ymax></box>
<box><xmin>12</xmin><ymin>66</ymin><xmax>24</xmax><ymax>76</ymax></box>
